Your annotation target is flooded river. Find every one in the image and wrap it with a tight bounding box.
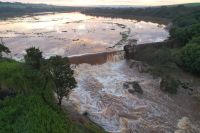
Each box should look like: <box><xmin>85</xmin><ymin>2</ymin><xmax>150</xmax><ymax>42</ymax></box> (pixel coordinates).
<box><xmin>66</xmin><ymin>57</ymin><xmax>200</xmax><ymax>133</ymax></box>
<box><xmin>0</xmin><ymin>12</ymin><xmax>169</xmax><ymax>60</ymax></box>
<box><xmin>1</xmin><ymin>12</ymin><xmax>199</xmax><ymax>133</ymax></box>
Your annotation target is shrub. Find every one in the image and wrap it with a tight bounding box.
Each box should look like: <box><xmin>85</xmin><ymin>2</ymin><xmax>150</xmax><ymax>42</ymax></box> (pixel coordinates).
<box><xmin>134</xmin><ymin>47</ymin><xmax>172</xmax><ymax>65</ymax></box>
<box><xmin>24</xmin><ymin>47</ymin><xmax>43</xmax><ymax>69</ymax></box>
<box><xmin>0</xmin><ymin>40</ymin><xmax>10</xmax><ymax>58</ymax></box>
<box><xmin>177</xmin><ymin>44</ymin><xmax>200</xmax><ymax>75</ymax></box>
<box><xmin>189</xmin><ymin>36</ymin><xmax>200</xmax><ymax>45</ymax></box>
<box><xmin>160</xmin><ymin>75</ymin><xmax>179</xmax><ymax>94</ymax></box>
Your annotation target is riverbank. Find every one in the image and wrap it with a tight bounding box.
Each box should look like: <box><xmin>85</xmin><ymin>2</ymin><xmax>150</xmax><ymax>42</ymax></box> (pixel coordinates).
<box><xmin>124</xmin><ymin>40</ymin><xmax>200</xmax><ymax>96</ymax></box>
<box><xmin>0</xmin><ymin>58</ymin><xmax>106</xmax><ymax>133</ymax></box>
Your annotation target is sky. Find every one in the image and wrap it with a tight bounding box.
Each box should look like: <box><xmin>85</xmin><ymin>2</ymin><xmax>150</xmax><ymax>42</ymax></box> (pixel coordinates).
<box><xmin>1</xmin><ymin>0</ymin><xmax>200</xmax><ymax>6</ymax></box>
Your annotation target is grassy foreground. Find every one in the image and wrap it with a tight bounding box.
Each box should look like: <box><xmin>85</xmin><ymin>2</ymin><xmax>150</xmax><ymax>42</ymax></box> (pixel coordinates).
<box><xmin>0</xmin><ymin>59</ymin><xmax>106</xmax><ymax>133</ymax></box>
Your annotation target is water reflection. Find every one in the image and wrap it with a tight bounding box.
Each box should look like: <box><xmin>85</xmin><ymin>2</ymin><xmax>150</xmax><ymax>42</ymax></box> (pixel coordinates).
<box><xmin>0</xmin><ymin>12</ymin><xmax>169</xmax><ymax>60</ymax></box>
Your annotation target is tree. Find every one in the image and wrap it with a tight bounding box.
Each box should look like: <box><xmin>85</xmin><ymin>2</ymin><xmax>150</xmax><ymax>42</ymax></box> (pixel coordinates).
<box><xmin>170</xmin><ymin>24</ymin><xmax>200</xmax><ymax>45</ymax></box>
<box><xmin>0</xmin><ymin>39</ymin><xmax>10</xmax><ymax>58</ymax></box>
<box><xmin>189</xmin><ymin>36</ymin><xmax>200</xmax><ymax>45</ymax></box>
<box><xmin>24</xmin><ymin>47</ymin><xmax>42</xmax><ymax>69</ymax></box>
<box><xmin>47</xmin><ymin>56</ymin><xmax>76</xmax><ymax>105</ymax></box>
<box><xmin>177</xmin><ymin>43</ymin><xmax>200</xmax><ymax>75</ymax></box>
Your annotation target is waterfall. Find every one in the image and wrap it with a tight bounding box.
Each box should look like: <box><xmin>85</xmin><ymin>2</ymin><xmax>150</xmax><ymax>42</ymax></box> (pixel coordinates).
<box><xmin>69</xmin><ymin>50</ymin><xmax>124</xmax><ymax>65</ymax></box>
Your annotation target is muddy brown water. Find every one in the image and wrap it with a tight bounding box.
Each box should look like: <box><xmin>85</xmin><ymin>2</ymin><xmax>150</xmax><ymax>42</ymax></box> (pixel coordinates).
<box><xmin>68</xmin><ymin>50</ymin><xmax>124</xmax><ymax>65</ymax></box>
<box><xmin>1</xmin><ymin>12</ymin><xmax>199</xmax><ymax>133</ymax></box>
<box><xmin>65</xmin><ymin>52</ymin><xmax>200</xmax><ymax>133</ymax></box>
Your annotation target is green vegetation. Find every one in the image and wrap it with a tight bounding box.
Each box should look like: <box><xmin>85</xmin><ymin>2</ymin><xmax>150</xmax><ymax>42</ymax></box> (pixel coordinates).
<box><xmin>0</xmin><ymin>47</ymin><xmax>105</xmax><ymax>133</ymax></box>
<box><xmin>45</xmin><ymin>56</ymin><xmax>77</xmax><ymax>105</ymax></box>
<box><xmin>0</xmin><ymin>39</ymin><xmax>10</xmax><ymax>58</ymax></box>
<box><xmin>83</xmin><ymin>4</ymin><xmax>200</xmax><ymax>20</ymax></box>
<box><xmin>105</xmin><ymin>4</ymin><xmax>199</xmax><ymax>93</ymax></box>
<box><xmin>24</xmin><ymin>47</ymin><xmax>43</xmax><ymax>69</ymax></box>
<box><xmin>189</xmin><ymin>36</ymin><xmax>200</xmax><ymax>44</ymax></box>
<box><xmin>184</xmin><ymin>3</ymin><xmax>200</xmax><ymax>7</ymax></box>
<box><xmin>134</xmin><ymin>46</ymin><xmax>181</xmax><ymax>94</ymax></box>
<box><xmin>177</xmin><ymin>43</ymin><xmax>200</xmax><ymax>75</ymax></box>
<box><xmin>160</xmin><ymin>75</ymin><xmax>179</xmax><ymax>94</ymax></box>
<box><xmin>0</xmin><ymin>2</ymin><xmax>199</xmax><ymax>130</ymax></box>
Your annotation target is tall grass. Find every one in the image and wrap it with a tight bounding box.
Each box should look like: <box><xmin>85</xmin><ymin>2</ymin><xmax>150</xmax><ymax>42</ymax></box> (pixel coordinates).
<box><xmin>0</xmin><ymin>59</ymin><xmax>106</xmax><ymax>133</ymax></box>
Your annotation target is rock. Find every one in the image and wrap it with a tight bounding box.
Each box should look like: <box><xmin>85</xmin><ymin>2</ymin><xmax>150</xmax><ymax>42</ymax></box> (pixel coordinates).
<box><xmin>123</xmin><ymin>81</ymin><xmax>143</xmax><ymax>94</ymax></box>
<box><xmin>129</xmin><ymin>60</ymin><xmax>150</xmax><ymax>73</ymax></box>
<box><xmin>175</xmin><ymin>117</ymin><xmax>200</xmax><ymax>133</ymax></box>
<box><xmin>123</xmin><ymin>82</ymin><xmax>129</xmax><ymax>89</ymax></box>
<box><xmin>124</xmin><ymin>44</ymin><xmax>136</xmax><ymax>59</ymax></box>
<box><xmin>176</xmin><ymin>80</ymin><xmax>196</xmax><ymax>96</ymax></box>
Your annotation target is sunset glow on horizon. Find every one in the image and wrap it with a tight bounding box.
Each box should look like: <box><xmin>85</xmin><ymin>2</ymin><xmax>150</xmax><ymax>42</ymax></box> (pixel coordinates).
<box><xmin>1</xmin><ymin>0</ymin><xmax>200</xmax><ymax>6</ymax></box>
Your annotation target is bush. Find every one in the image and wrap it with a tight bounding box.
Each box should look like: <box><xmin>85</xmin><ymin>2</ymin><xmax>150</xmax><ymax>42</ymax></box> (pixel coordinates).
<box><xmin>170</xmin><ymin>24</ymin><xmax>200</xmax><ymax>45</ymax></box>
<box><xmin>24</xmin><ymin>47</ymin><xmax>43</xmax><ymax>69</ymax></box>
<box><xmin>134</xmin><ymin>47</ymin><xmax>172</xmax><ymax>65</ymax></box>
<box><xmin>0</xmin><ymin>40</ymin><xmax>10</xmax><ymax>58</ymax></box>
<box><xmin>177</xmin><ymin>44</ymin><xmax>200</xmax><ymax>75</ymax></box>
<box><xmin>189</xmin><ymin>36</ymin><xmax>200</xmax><ymax>45</ymax></box>
<box><xmin>160</xmin><ymin>75</ymin><xmax>179</xmax><ymax>94</ymax></box>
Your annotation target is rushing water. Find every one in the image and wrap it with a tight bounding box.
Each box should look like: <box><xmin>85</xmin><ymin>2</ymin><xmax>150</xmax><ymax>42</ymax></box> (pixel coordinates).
<box><xmin>2</xmin><ymin>12</ymin><xmax>199</xmax><ymax>132</ymax></box>
<box><xmin>67</xmin><ymin>58</ymin><xmax>200</xmax><ymax>133</ymax></box>
<box><xmin>0</xmin><ymin>12</ymin><xmax>169</xmax><ymax>60</ymax></box>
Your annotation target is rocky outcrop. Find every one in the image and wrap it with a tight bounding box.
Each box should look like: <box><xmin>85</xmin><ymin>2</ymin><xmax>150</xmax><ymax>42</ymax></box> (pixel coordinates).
<box><xmin>123</xmin><ymin>81</ymin><xmax>143</xmax><ymax>95</ymax></box>
<box><xmin>175</xmin><ymin>117</ymin><xmax>200</xmax><ymax>133</ymax></box>
<box><xmin>128</xmin><ymin>60</ymin><xmax>150</xmax><ymax>73</ymax></box>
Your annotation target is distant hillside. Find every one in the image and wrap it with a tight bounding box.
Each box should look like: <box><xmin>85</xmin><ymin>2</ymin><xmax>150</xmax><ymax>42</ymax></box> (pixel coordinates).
<box><xmin>82</xmin><ymin>4</ymin><xmax>200</xmax><ymax>20</ymax></box>
<box><xmin>184</xmin><ymin>3</ymin><xmax>200</xmax><ymax>7</ymax></box>
<box><xmin>0</xmin><ymin>2</ymin><xmax>82</xmax><ymax>18</ymax></box>
<box><xmin>0</xmin><ymin>2</ymin><xmax>79</xmax><ymax>11</ymax></box>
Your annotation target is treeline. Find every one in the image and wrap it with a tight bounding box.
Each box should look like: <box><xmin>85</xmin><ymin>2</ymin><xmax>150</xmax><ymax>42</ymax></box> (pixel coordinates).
<box><xmin>82</xmin><ymin>4</ymin><xmax>200</xmax><ymax>19</ymax></box>
<box><xmin>0</xmin><ymin>2</ymin><xmax>81</xmax><ymax>12</ymax></box>
<box><xmin>0</xmin><ymin>2</ymin><xmax>83</xmax><ymax>19</ymax></box>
